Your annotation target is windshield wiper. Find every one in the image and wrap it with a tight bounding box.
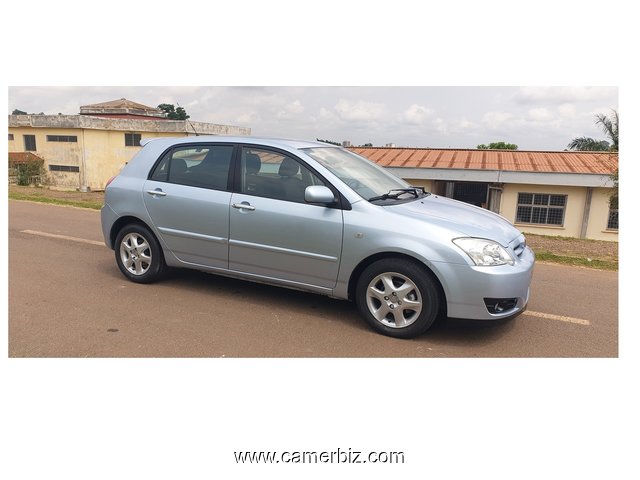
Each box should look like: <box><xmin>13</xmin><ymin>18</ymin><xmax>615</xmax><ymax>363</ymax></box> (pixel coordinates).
<box><xmin>368</xmin><ymin>187</ymin><xmax>429</xmax><ymax>202</ymax></box>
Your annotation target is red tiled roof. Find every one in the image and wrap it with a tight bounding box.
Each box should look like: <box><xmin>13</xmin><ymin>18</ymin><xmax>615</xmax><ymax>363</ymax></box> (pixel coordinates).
<box><xmin>8</xmin><ymin>151</ymin><xmax>44</xmax><ymax>165</ymax></box>
<box><xmin>349</xmin><ymin>147</ymin><xmax>618</xmax><ymax>175</ymax></box>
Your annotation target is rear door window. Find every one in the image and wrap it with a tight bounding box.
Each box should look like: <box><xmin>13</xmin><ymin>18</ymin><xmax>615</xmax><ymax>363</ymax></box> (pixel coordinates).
<box><xmin>150</xmin><ymin>145</ymin><xmax>234</xmax><ymax>190</ymax></box>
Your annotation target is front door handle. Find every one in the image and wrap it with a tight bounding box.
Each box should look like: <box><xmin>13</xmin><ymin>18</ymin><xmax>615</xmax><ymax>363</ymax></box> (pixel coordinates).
<box><xmin>145</xmin><ymin>189</ymin><xmax>167</xmax><ymax>197</ymax></box>
<box><xmin>232</xmin><ymin>202</ymin><xmax>256</xmax><ymax>211</ymax></box>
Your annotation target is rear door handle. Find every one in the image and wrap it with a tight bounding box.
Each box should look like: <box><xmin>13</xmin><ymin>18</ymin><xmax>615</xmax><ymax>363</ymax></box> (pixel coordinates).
<box><xmin>145</xmin><ymin>189</ymin><xmax>167</xmax><ymax>197</ymax></box>
<box><xmin>232</xmin><ymin>202</ymin><xmax>255</xmax><ymax>211</ymax></box>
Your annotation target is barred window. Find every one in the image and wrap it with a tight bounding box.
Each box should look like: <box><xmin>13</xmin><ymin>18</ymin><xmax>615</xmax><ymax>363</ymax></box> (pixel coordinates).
<box><xmin>47</xmin><ymin>135</ymin><xmax>78</xmax><ymax>142</ymax></box>
<box><xmin>24</xmin><ymin>134</ymin><xmax>37</xmax><ymax>151</ymax></box>
<box><xmin>607</xmin><ymin>209</ymin><xmax>618</xmax><ymax>230</ymax></box>
<box><xmin>9</xmin><ymin>133</ymin><xmax>14</xmax><ymax>141</ymax></box>
<box><xmin>49</xmin><ymin>165</ymin><xmax>80</xmax><ymax>172</ymax></box>
<box><xmin>125</xmin><ymin>133</ymin><xmax>142</xmax><ymax>147</ymax></box>
<box><xmin>516</xmin><ymin>193</ymin><xmax>566</xmax><ymax>226</ymax></box>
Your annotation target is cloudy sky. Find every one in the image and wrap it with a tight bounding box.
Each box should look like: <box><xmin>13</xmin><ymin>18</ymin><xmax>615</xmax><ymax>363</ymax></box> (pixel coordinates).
<box><xmin>8</xmin><ymin>86</ymin><xmax>617</xmax><ymax>151</ymax></box>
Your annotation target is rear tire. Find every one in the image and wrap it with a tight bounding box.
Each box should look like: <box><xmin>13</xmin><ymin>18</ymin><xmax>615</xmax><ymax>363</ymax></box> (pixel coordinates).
<box><xmin>114</xmin><ymin>224</ymin><xmax>166</xmax><ymax>283</ymax></box>
<box><xmin>355</xmin><ymin>258</ymin><xmax>440</xmax><ymax>338</ymax></box>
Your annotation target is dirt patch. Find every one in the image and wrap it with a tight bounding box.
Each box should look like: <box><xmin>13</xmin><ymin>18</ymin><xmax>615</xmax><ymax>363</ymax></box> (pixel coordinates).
<box><xmin>525</xmin><ymin>233</ymin><xmax>618</xmax><ymax>263</ymax></box>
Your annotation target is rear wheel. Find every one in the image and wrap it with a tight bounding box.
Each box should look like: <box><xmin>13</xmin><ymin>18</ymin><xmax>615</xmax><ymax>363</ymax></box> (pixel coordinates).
<box><xmin>114</xmin><ymin>224</ymin><xmax>166</xmax><ymax>283</ymax></box>
<box><xmin>355</xmin><ymin>258</ymin><xmax>440</xmax><ymax>338</ymax></box>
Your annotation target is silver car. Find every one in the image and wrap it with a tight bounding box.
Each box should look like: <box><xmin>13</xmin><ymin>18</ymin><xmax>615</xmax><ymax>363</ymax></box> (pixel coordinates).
<box><xmin>101</xmin><ymin>136</ymin><xmax>534</xmax><ymax>338</ymax></box>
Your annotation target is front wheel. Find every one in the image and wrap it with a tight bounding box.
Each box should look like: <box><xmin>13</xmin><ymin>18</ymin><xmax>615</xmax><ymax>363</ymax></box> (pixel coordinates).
<box><xmin>355</xmin><ymin>258</ymin><xmax>441</xmax><ymax>338</ymax></box>
<box><xmin>114</xmin><ymin>224</ymin><xmax>166</xmax><ymax>283</ymax></box>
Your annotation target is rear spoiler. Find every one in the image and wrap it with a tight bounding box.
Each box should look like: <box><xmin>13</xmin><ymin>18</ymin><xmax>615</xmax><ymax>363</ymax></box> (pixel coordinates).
<box><xmin>139</xmin><ymin>138</ymin><xmax>161</xmax><ymax>147</ymax></box>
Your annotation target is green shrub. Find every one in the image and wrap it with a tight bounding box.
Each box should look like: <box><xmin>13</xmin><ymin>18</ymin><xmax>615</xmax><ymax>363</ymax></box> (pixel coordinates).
<box><xmin>15</xmin><ymin>160</ymin><xmax>45</xmax><ymax>186</ymax></box>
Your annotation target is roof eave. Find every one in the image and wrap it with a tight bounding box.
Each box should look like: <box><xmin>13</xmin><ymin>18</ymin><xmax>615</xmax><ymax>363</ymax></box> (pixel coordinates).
<box><xmin>387</xmin><ymin>167</ymin><xmax>615</xmax><ymax>188</ymax></box>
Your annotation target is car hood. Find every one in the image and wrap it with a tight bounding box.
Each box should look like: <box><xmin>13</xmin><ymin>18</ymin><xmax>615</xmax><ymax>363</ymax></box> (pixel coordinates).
<box><xmin>387</xmin><ymin>195</ymin><xmax>522</xmax><ymax>246</ymax></box>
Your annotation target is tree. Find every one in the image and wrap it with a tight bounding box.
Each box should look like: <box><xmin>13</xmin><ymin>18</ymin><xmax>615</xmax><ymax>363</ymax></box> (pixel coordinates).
<box><xmin>477</xmin><ymin>142</ymin><xmax>518</xmax><ymax>150</ymax></box>
<box><xmin>567</xmin><ymin>109</ymin><xmax>618</xmax><ymax>152</ymax></box>
<box><xmin>567</xmin><ymin>137</ymin><xmax>610</xmax><ymax>151</ymax></box>
<box><xmin>12</xmin><ymin>109</ymin><xmax>27</xmax><ymax>115</ymax></box>
<box><xmin>316</xmin><ymin>138</ymin><xmax>341</xmax><ymax>146</ymax></box>
<box><xmin>595</xmin><ymin>110</ymin><xmax>618</xmax><ymax>152</ymax></box>
<box><xmin>567</xmin><ymin>109</ymin><xmax>618</xmax><ymax>208</ymax></box>
<box><xmin>157</xmin><ymin>103</ymin><xmax>190</xmax><ymax>120</ymax></box>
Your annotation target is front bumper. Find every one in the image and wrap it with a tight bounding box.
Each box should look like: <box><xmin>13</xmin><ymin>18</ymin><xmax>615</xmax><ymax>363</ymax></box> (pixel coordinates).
<box><xmin>438</xmin><ymin>245</ymin><xmax>535</xmax><ymax>320</ymax></box>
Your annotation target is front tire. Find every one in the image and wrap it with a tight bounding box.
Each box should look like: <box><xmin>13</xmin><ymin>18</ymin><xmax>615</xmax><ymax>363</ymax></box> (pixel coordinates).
<box><xmin>355</xmin><ymin>258</ymin><xmax>440</xmax><ymax>338</ymax></box>
<box><xmin>114</xmin><ymin>224</ymin><xmax>166</xmax><ymax>283</ymax></box>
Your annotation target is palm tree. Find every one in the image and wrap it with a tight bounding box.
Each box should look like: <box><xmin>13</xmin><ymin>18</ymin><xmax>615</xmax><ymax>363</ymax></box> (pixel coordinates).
<box><xmin>567</xmin><ymin>109</ymin><xmax>618</xmax><ymax>152</ymax></box>
<box><xmin>567</xmin><ymin>110</ymin><xmax>618</xmax><ymax>210</ymax></box>
<box><xmin>595</xmin><ymin>110</ymin><xmax>618</xmax><ymax>152</ymax></box>
<box><xmin>567</xmin><ymin>137</ymin><xmax>610</xmax><ymax>151</ymax></box>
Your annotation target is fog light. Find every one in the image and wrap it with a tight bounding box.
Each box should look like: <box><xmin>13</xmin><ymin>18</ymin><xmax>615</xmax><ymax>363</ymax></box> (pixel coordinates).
<box><xmin>484</xmin><ymin>298</ymin><xmax>518</xmax><ymax>314</ymax></box>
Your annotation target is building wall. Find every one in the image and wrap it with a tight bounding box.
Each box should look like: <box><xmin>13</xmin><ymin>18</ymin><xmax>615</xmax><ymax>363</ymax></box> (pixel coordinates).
<box><xmin>586</xmin><ymin>187</ymin><xmax>618</xmax><ymax>241</ymax></box>
<box><xmin>9</xmin><ymin>114</ymin><xmax>250</xmax><ymax>190</ymax></box>
<box><xmin>82</xmin><ymin>129</ymin><xmax>183</xmax><ymax>189</ymax></box>
<box><xmin>501</xmin><ymin>183</ymin><xmax>617</xmax><ymax>241</ymax></box>
<box><xmin>404</xmin><ymin>178</ymin><xmax>435</xmax><ymax>192</ymax></box>
<box><xmin>9</xmin><ymin>126</ymin><xmax>84</xmax><ymax>188</ymax></box>
<box><xmin>11</xmin><ymin>126</ymin><xmax>191</xmax><ymax>190</ymax></box>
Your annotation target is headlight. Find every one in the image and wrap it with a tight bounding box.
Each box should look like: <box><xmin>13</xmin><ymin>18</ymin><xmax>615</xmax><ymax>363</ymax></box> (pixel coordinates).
<box><xmin>452</xmin><ymin>238</ymin><xmax>514</xmax><ymax>266</ymax></box>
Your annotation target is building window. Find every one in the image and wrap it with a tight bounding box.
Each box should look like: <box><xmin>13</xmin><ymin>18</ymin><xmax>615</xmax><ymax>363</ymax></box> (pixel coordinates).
<box><xmin>47</xmin><ymin>135</ymin><xmax>78</xmax><ymax>142</ymax></box>
<box><xmin>607</xmin><ymin>208</ymin><xmax>618</xmax><ymax>230</ymax></box>
<box><xmin>49</xmin><ymin>165</ymin><xmax>80</xmax><ymax>172</ymax></box>
<box><xmin>516</xmin><ymin>193</ymin><xmax>567</xmax><ymax>226</ymax></box>
<box><xmin>9</xmin><ymin>133</ymin><xmax>14</xmax><ymax>141</ymax></box>
<box><xmin>125</xmin><ymin>133</ymin><xmax>142</xmax><ymax>147</ymax></box>
<box><xmin>24</xmin><ymin>135</ymin><xmax>37</xmax><ymax>151</ymax></box>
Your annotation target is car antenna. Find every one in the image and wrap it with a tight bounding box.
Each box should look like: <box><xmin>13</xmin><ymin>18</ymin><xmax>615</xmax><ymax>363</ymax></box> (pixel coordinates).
<box><xmin>177</xmin><ymin>101</ymin><xmax>198</xmax><ymax>136</ymax></box>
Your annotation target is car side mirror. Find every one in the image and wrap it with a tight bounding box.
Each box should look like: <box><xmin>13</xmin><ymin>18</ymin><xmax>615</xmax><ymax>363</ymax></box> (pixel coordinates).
<box><xmin>305</xmin><ymin>185</ymin><xmax>336</xmax><ymax>205</ymax></box>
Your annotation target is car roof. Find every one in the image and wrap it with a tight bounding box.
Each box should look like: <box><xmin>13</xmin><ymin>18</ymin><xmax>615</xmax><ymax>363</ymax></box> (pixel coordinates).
<box><xmin>140</xmin><ymin>136</ymin><xmax>333</xmax><ymax>151</ymax></box>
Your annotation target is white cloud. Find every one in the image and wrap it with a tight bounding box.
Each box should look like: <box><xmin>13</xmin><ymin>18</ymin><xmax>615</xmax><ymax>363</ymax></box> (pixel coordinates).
<box><xmin>456</xmin><ymin>118</ymin><xmax>475</xmax><ymax>131</ymax></box>
<box><xmin>433</xmin><ymin>117</ymin><xmax>448</xmax><ymax>134</ymax></box>
<box><xmin>482</xmin><ymin>111</ymin><xmax>514</xmax><ymax>129</ymax></box>
<box><xmin>334</xmin><ymin>99</ymin><xmax>384</xmax><ymax>123</ymax></box>
<box><xmin>276</xmin><ymin>100</ymin><xmax>304</xmax><ymax>119</ymax></box>
<box><xmin>235</xmin><ymin>112</ymin><xmax>260</xmax><ymax>124</ymax></box>
<box><xmin>557</xmin><ymin>103</ymin><xmax>577</xmax><ymax>118</ymax></box>
<box><xmin>515</xmin><ymin>86</ymin><xmax>617</xmax><ymax>104</ymax></box>
<box><xmin>527</xmin><ymin>107</ymin><xmax>552</xmax><ymax>121</ymax></box>
<box><xmin>400</xmin><ymin>104</ymin><xmax>435</xmax><ymax>125</ymax></box>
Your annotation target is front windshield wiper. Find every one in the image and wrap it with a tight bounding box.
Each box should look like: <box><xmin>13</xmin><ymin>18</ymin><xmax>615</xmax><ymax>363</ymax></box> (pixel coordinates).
<box><xmin>368</xmin><ymin>187</ymin><xmax>429</xmax><ymax>202</ymax></box>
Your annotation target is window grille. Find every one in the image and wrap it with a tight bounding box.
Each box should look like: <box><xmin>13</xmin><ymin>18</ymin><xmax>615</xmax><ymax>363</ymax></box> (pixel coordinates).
<box><xmin>516</xmin><ymin>193</ymin><xmax>566</xmax><ymax>226</ymax></box>
<box><xmin>607</xmin><ymin>209</ymin><xmax>618</xmax><ymax>230</ymax></box>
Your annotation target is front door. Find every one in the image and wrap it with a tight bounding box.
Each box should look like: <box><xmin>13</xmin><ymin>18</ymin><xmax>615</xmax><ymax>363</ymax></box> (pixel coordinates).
<box><xmin>228</xmin><ymin>147</ymin><xmax>343</xmax><ymax>289</ymax></box>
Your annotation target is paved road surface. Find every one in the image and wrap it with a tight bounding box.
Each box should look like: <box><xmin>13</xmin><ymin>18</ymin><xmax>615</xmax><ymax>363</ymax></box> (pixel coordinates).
<box><xmin>8</xmin><ymin>200</ymin><xmax>618</xmax><ymax>357</ymax></box>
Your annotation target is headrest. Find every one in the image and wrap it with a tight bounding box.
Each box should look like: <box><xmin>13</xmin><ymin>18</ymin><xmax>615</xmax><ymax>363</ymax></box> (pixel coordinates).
<box><xmin>278</xmin><ymin>157</ymin><xmax>300</xmax><ymax>177</ymax></box>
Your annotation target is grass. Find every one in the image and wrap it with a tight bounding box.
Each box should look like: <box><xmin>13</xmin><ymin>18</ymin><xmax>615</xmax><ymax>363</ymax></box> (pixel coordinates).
<box><xmin>534</xmin><ymin>252</ymin><xmax>618</xmax><ymax>271</ymax></box>
<box><xmin>8</xmin><ymin>190</ymin><xmax>103</xmax><ymax>210</ymax></box>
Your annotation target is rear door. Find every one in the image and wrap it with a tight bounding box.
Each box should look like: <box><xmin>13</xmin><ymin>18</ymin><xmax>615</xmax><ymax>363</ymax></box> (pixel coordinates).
<box><xmin>228</xmin><ymin>146</ymin><xmax>343</xmax><ymax>289</ymax></box>
<box><xmin>143</xmin><ymin>143</ymin><xmax>235</xmax><ymax>269</ymax></box>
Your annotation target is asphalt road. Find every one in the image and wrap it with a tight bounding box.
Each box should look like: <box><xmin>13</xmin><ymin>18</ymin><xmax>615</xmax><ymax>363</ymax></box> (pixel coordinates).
<box><xmin>8</xmin><ymin>200</ymin><xmax>618</xmax><ymax>357</ymax></box>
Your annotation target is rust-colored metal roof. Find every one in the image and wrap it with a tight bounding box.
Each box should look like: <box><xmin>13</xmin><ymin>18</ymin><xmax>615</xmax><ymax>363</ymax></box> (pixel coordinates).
<box><xmin>8</xmin><ymin>151</ymin><xmax>44</xmax><ymax>165</ymax></box>
<box><xmin>349</xmin><ymin>147</ymin><xmax>618</xmax><ymax>175</ymax></box>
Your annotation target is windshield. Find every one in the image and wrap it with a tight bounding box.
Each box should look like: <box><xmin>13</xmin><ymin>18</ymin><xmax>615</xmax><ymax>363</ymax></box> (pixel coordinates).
<box><xmin>301</xmin><ymin>147</ymin><xmax>411</xmax><ymax>200</ymax></box>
